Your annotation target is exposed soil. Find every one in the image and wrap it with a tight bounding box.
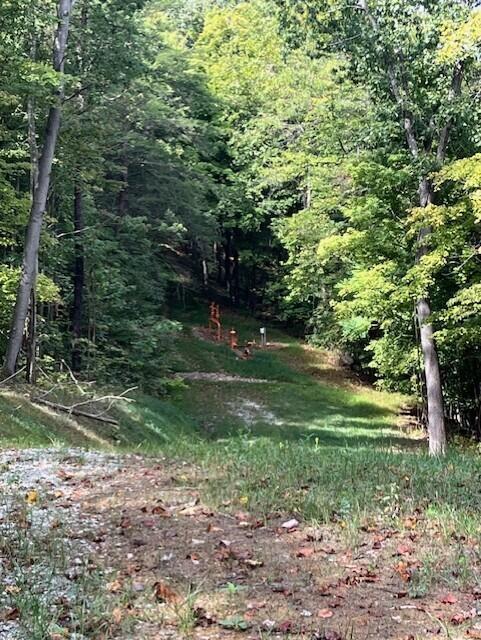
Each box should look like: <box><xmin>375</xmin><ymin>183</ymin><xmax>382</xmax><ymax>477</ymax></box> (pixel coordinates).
<box><xmin>2</xmin><ymin>450</ymin><xmax>480</xmax><ymax>639</ymax></box>
<box><xmin>176</xmin><ymin>373</ymin><xmax>269</xmax><ymax>384</ymax></box>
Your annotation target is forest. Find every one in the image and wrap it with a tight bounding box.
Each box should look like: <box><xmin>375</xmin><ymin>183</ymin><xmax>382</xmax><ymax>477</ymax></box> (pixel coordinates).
<box><xmin>1</xmin><ymin>1</ymin><xmax>481</xmax><ymax>639</ymax></box>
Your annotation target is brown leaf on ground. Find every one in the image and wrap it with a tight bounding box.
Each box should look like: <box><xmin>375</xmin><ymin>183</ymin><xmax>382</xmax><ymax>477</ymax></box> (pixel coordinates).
<box><xmin>215</xmin><ymin>547</ymin><xmax>234</xmax><ymax>561</ymax></box>
<box><xmin>297</xmin><ymin>547</ymin><xmax>315</xmax><ymax>558</ymax></box>
<box><xmin>57</xmin><ymin>469</ymin><xmax>73</xmax><ymax>481</ymax></box>
<box><xmin>0</xmin><ymin>608</ymin><xmax>19</xmax><ymax>622</ymax></box>
<box><xmin>396</xmin><ymin>544</ymin><xmax>412</xmax><ymax>556</ymax></box>
<box><xmin>441</xmin><ymin>593</ymin><xmax>457</xmax><ymax>605</ymax></box>
<box><xmin>243</xmin><ymin>558</ymin><xmax>264</xmax><ymax>568</ymax></box>
<box><xmin>112</xmin><ymin>607</ymin><xmax>123</xmax><ymax>625</ymax></box>
<box><xmin>395</xmin><ymin>561</ymin><xmax>411</xmax><ymax>583</ymax></box>
<box><xmin>25</xmin><ymin>489</ymin><xmax>38</xmax><ymax>505</ymax></box>
<box><xmin>450</xmin><ymin>609</ymin><xmax>476</xmax><ymax>625</ymax></box>
<box><xmin>106</xmin><ymin>579</ymin><xmax>123</xmax><ymax>593</ymax></box>
<box><xmin>403</xmin><ymin>517</ymin><xmax>418</xmax><ymax>530</ymax></box>
<box><xmin>153</xmin><ymin>581</ymin><xmax>180</xmax><ymax>603</ymax></box>
<box><xmin>187</xmin><ymin>552</ymin><xmax>201</xmax><ymax>564</ymax></box>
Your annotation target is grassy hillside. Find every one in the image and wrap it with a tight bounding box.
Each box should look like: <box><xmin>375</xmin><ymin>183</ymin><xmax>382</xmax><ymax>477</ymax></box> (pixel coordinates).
<box><xmin>2</xmin><ymin>307</ymin><xmax>481</xmax><ymax>544</ymax></box>
<box><xmin>0</xmin><ymin>307</ymin><xmax>407</xmax><ymax>452</ymax></box>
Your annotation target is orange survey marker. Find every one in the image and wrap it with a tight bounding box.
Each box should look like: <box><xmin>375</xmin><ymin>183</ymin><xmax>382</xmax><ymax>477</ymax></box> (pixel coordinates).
<box><xmin>229</xmin><ymin>328</ymin><xmax>238</xmax><ymax>350</ymax></box>
<box><xmin>209</xmin><ymin>302</ymin><xmax>221</xmax><ymax>341</ymax></box>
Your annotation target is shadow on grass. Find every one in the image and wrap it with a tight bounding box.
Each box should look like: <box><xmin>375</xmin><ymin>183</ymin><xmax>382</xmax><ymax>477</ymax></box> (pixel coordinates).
<box><xmin>165</xmin><ymin>377</ymin><xmax>416</xmax><ymax>452</ymax></box>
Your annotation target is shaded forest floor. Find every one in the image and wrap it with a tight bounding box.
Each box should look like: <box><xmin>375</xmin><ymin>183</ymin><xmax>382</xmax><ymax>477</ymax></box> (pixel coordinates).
<box><xmin>1</xmin><ymin>310</ymin><xmax>481</xmax><ymax>639</ymax></box>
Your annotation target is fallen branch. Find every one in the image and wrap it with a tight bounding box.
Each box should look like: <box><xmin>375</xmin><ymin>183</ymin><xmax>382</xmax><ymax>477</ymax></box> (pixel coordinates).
<box><xmin>67</xmin><ymin>386</ymin><xmax>137</xmax><ymax>411</ymax></box>
<box><xmin>60</xmin><ymin>359</ymin><xmax>88</xmax><ymax>395</ymax></box>
<box><xmin>0</xmin><ymin>366</ymin><xmax>27</xmax><ymax>387</ymax></box>
<box><xmin>31</xmin><ymin>397</ymin><xmax>120</xmax><ymax>426</ymax></box>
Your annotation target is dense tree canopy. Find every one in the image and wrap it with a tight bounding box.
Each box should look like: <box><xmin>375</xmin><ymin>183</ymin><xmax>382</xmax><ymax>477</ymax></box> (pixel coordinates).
<box><xmin>1</xmin><ymin>0</ymin><xmax>481</xmax><ymax>451</ymax></box>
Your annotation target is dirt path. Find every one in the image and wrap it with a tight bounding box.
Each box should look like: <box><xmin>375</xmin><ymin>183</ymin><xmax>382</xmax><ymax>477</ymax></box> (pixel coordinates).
<box><xmin>1</xmin><ymin>449</ymin><xmax>480</xmax><ymax>639</ymax></box>
<box><xmin>176</xmin><ymin>373</ymin><xmax>269</xmax><ymax>384</ymax></box>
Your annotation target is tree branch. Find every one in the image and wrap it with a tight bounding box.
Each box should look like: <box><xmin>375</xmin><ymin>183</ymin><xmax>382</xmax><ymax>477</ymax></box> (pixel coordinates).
<box><xmin>32</xmin><ymin>397</ymin><xmax>120</xmax><ymax>426</ymax></box>
<box><xmin>437</xmin><ymin>61</ymin><xmax>464</xmax><ymax>164</ymax></box>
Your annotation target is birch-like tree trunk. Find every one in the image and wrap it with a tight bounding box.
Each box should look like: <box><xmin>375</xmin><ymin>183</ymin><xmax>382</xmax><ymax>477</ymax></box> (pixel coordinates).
<box><xmin>3</xmin><ymin>0</ymin><xmax>76</xmax><ymax>377</ymax></box>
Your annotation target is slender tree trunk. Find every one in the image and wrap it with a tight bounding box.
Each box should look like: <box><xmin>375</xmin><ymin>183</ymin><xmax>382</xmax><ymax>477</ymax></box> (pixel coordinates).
<box><xmin>25</xmin><ymin>271</ymin><xmax>37</xmax><ymax>384</ymax></box>
<box><xmin>72</xmin><ymin>185</ymin><xmax>85</xmax><ymax>372</ymax></box>
<box><xmin>25</xmin><ymin>99</ymin><xmax>39</xmax><ymax>384</ymax></box>
<box><xmin>3</xmin><ymin>0</ymin><xmax>76</xmax><ymax>377</ymax></box>
<box><xmin>416</xmin><ymin>178</ymin><xmax>446</xmax><ymax>455</ymax></box>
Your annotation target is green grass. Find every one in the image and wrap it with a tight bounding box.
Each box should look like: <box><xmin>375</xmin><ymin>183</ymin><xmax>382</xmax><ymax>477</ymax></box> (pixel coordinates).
<box><xmin>2</xmin><ymin>306</ymin><xmax>481</xmax><ymax>547</ymax></box>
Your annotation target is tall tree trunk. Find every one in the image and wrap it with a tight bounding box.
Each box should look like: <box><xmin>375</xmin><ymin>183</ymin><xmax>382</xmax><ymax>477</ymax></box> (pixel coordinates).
<box><xmin>416</xmin><ymin>178</ymin><xmax>446</xmax><ymax>455</ymax></box>
<box><xmin>72</xmin><ymin>185</ymin><xmax>85</xmax><ymax>372</ymax></box>
<box><xmin>3</xmin><ymin>0</ymin><xmax>76</xmax><ymax>377</ymax></box>
<box><xmin>25</xmin><ymin>98</ymin><xmax>39</xmax><ymax>384</ymax></box>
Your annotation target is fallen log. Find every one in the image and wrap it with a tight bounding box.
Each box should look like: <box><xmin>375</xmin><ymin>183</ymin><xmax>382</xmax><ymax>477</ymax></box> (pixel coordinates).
<box><xmin>31</xmin><ymin>397</ymin><xmax>119</xmax><ymax>426</ymax></box>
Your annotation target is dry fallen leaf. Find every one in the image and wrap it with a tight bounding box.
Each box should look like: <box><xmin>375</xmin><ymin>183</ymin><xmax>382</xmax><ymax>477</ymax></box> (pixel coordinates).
<box><xmin>403</xmin><ymin>517</ymin><xmax>418</xmax><ymax>530</ymax></box>
<box><xmin>277</xmin><ymin>620</ymin><xmax>294</xmax><ymax>633</ymax></box>
<box><xmin>0</xmin><ymin>607</ymin><xmax>19</xmax><ymax>622</ymax></box>
<box><xmin>243</xmin><ymin>558</ymin><xmax>264</xmax><ymax>568</ymax></box>
<box><xmin>153</xmin><ymin>581</ymin><xmax>180</xmax><ymax>604</ymax></box>
<box><xmin>318</xmin><ymin>609</ymin><xmax>334</xmax><ymax>619</ymax></box>
<box><xmin>25</xmin><ymin>489</ymin><xmax>38</xmax><ymax>505</ymax></box>
<box><xmin>152</xmin><ymin>505</ymin><xmax>171</xmax><ymax>517</ymax></box>
<box><xmin>395</xmin><ymin>561</ymin><xmax>411</xmax><ymax>583</ymax></box>
<box><xmin>106</xmin><ymin>579</ymin><xmax>123</xmax><ymax>593</ymax></box>
<box><xmin>297</xmin><ymin>547</ymin><xmax>315</xmax><ymax>558</ymax></box>
<box><xmin>450</xmin><ymin>609</ymin><xmax>476</xmax><ymax>625</ymax></box>
<box><xmin>57</xmin><ymin>469</ymin><xmax>73</xmax><ymax>481</ymax></box>
<box><xmin>396</xmin><ymin>544</ymin><xmax>412</xmax><ymax>556</ymax></box>
<box><xmin>440</xmin><ymin>593</ymin><xmax>457</xmax><ymax>605</ymax></box>
<box><xmin>112</xmin><ymin>607</ymin><xmax>123</xmax><ymax>625</ymax></box>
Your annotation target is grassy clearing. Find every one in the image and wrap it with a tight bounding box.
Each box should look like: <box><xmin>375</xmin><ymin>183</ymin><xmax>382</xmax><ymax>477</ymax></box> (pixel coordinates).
<box><xmin>1</xmin><ymin>307</ymin><xmax>481</xmax><ymax>564</ymax></box>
